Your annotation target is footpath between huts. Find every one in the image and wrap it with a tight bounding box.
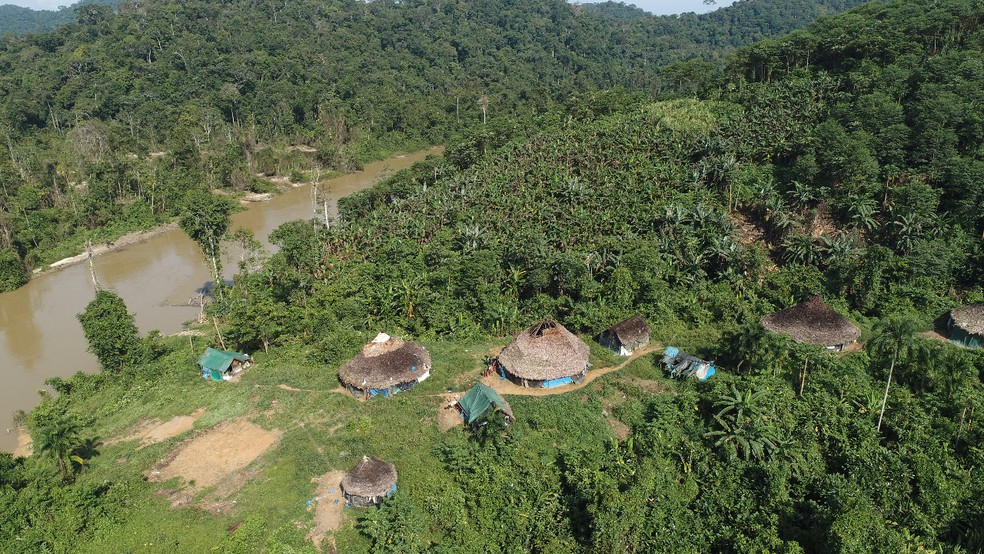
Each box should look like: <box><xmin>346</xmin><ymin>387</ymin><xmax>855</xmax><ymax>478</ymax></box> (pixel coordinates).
<box><xmin>479</xmin><ymin>342</ymin><xmax>661</xmax><ymax>398</ymax></box>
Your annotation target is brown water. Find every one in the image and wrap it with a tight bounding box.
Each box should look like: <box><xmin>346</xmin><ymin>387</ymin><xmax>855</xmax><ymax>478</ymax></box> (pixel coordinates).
<box><xmin>0</xmin><ymin>148</ymin><xmax>440</xmax><ymax>452</ymax></box>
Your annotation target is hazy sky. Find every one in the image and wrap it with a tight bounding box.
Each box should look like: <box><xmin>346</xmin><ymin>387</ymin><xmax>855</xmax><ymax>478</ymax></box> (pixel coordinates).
<box><xmin>3</xmin><ymin>0</ymin><xmax>738</xmax><ymax>14</ymax></box>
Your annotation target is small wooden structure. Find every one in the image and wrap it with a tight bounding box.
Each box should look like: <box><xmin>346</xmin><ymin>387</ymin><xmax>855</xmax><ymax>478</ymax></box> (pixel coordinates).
<box><xmin>197</xmin><ymin>347</ymin><xmax>251</xmax><ymax>381</ymax></box>
<box><xmin>457</xmin><ymin>383</ymin><xmax>514</xmax><ymax>426</ymax></box>
<box><xmin>497</xmin><ymin>320</ymin><xmax>590</xmax><ymax>388</ymax></box>
<box><xmin>599</xmin><ymin>315</ymin><xmax>651</xmax><ymax>356</ymax></box>
<box><xmin>761</xmin><ymin>293</ymin><xmax>861</xmax><ymax>351</ymax></box>
<box><xmin>338</xmin><ymin>333</ymin><xmax>432</xmax><ymax>398</ymax></box>
<box><xmin>948</xmin><ymin>304</ymin><xmax>984</xmax><ymax>349</ymax></box>
<box><xmin>341</xmin><ymin>456</ymin><xmax>398</xmax><ymax>508</ymax></box>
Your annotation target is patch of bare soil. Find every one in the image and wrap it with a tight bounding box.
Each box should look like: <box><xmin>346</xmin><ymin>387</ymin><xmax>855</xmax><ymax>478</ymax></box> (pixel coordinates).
<box><xmin>607</xmin><ymin>417</ymin><xmax>630</xmax><ymax>440</ymax></box>
<box><xmin>146</xmin><ymin>419</ymin><xmax>282</xmax><ymax>495</ymax></box>
<box><xmin>12</xmin><ymin>427</ymin><xmax>32</xmax><ymax>457</ymax></box>
<box><xmin>921</xmin><ymin>330</ymin><xmax>950</xmax><ymax>343</ymax></box>
<box><xmin>480</xmin><ymin>343</ymin><xmax>660</xmax><ymax>398</ymax></box>
<box><xmin>306</xmin><ymin>470</ymin><xmax>348</xmax><ymax>549</ymax></box>
<box><xmin>125</xmin><ymin>408</ymin><xmax>207</xmax><ymax>447</ymax></box>
<box><xmin>438</xmin><ymin>393</ymin><xmax>464</xmax><ymax>432</ymax></box>
<box><xmin>730</xmin><ymin>210</ymin><xmax>767</xmax><ymax>247</ymax></box>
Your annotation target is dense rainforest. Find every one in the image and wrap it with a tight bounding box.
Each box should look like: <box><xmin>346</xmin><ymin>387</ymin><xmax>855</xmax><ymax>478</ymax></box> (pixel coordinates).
<box><xmin>0</xmin><ymin>0</ymin><xmax>120</xmax><ymax>37</ymax></box>
<box><xmin>2</xmin><ymin>0</ymin><xmax>984</xmax><ymax>552</ymax></box>
<box><xmin>0</xmin><ymin>0</ymin><xmax>867</xmax><ymax>289</ymax></box>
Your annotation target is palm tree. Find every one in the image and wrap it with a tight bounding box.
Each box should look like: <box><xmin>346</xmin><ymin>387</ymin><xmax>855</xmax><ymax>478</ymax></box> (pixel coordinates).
<box><xmin>31</xmin><ymin>407</ymin><xmax>86</xmax><ymax>480</ymax></box>
<box><xmin>867</xmin><ymin>314</ymin><xmax>923</xmax><ymax>432</ymax></box>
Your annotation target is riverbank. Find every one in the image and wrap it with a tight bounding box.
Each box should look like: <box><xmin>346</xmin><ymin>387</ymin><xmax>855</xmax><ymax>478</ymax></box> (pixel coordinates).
<box><xmin>40</xmin><ymin>222</ymin><xmax>182</xmax><ymax>275</ymax></box>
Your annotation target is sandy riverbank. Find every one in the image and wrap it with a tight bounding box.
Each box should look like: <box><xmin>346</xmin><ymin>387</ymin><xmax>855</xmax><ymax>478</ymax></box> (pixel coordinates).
<box><xmin>39</xmin><ymin>222</ymin><xmax>181</xmax><ymax>276</ymax></box>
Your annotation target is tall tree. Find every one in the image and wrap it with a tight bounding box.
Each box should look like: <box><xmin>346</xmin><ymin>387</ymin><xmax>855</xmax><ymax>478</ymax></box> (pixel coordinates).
<box><xmin>76</xmin><ymin>290</ymin><xmax>144</xmax><ymax>372</ymax></box>
<box><xmin>29</xmin><ymin>401</ymin><xmax>86</xmax><ymax>480</ymax></box>
<box><xmin>178</xmin><ymin>190</ymin><xmax>234</xmax><ymax>299</ymax></box>
<box><xmin>867</xmin><ymin>314</ymin><xmax>923</xmax><ymax>432</ymax></box>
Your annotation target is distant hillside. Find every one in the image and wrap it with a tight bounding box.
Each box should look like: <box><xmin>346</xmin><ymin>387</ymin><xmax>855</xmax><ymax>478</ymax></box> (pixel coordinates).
<box><xmin>0</xmin><ymin>0</ymin><xmax>119</xmax><ymax>36</ymax></box>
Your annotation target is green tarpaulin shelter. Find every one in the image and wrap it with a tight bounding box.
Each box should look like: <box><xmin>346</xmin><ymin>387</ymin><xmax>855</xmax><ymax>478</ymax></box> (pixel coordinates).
<box><xmin>198</xmin><ymin>347</ymin><xmax>250</xmax><ymax>381</ymax></box>
<box><xmin>458</xmin><ymin>383</ymin><xmax>513</xmax><ymax>424</ymax></box>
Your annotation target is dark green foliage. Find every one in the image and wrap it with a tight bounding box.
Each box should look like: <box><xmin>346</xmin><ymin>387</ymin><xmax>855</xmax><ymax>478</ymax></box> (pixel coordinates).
<box><xmin>0</xmin><ymin>248</ymin><xmax>28</xmax><ymax>291</ymax></box>
<box><xmin>76</xmin><ymin>290</ymin><xmax>145</xmax><ymax>372</ymax></box>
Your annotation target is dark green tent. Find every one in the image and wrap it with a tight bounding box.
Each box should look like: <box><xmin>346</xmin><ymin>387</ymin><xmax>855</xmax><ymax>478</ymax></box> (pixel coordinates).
<box><xmin>198</xmin><ymin>347</ymin><xmax>251</xmax><ymax>381</ymax></box>
<box><xmin>458</xmin><ymin>383</ymin><xmax>513</xmax><ymax>424</ymax></box>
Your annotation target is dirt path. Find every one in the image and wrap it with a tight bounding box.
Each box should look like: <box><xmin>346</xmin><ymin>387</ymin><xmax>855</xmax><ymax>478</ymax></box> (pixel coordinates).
<box><xmin>480</xmin><ymin>343</ymin><xmax>661</xmax><ymax>397</ymax></box>
<box><xmin>306</xmin><ymin>470</ymin><xmax>348</xmax><ymax>549</ymax></box>
<box><xmin>113</xmin><ymin>408</ymin><xmax>207</xmax><ymax>448</ymax></box>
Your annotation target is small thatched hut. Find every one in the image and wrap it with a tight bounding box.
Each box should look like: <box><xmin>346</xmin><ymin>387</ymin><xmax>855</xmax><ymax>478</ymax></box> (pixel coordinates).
<box><xmin>339</xmin><ymin>333</ymin><xmax>432</xmax><ymax>398</ymax></box>
<box><xmin>948</xmin><ymin>304</ymin><xmax>984</xmax><ymax>349</ymax></box>
<box><xmin>341</xmin><ymin>456</ymin><xmax>398</xmax><ymax>507</ymax></box>
<box><xmin>498</xmin><ymin>320</ymin><xmax>590</xmax><ymax>388</ymax></box>
<box><xmin>761</xmin><ymin>294</ymin><xmax>861</xmax><ymax>351</ymax></box>
<box><xmin>599</xmin><ymin>315</ymin><xmax>651</xmax><ymax>356</ymax></box>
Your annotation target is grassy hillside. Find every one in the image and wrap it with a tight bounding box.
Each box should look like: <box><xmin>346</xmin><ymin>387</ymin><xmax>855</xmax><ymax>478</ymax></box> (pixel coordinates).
<box><xmin>3</xmin><ymin>0</ymin><xmax>984</xmax><ymax>552</ymax></box>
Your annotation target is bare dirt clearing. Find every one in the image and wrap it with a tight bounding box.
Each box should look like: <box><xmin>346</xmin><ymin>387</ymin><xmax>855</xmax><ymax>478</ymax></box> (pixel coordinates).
<box><xmin>12</xmin><ymin>427</ymin><xmax>31</xmax><ymax>457</ymax></box>
<box><xmin>116</xmin><ymin>408</ymin><xmax>207</xmax><ymax>448</ymax></box>
<box><xmin>306</xmin><ymin>470</ymin><xmax>348</xmax><ymax>549</ymax></box>
<box><xmin>146</xmin><ymin>419</ymin><xmax>282</xmax><ymax>495</ymax></box>
<box><xmin>437</xmin><ymin>393</ymin><xmax>464</xmax><ymax>432</ymax></box>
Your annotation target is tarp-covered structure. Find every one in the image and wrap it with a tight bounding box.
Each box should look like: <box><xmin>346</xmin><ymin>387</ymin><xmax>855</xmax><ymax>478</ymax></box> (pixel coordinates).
<box><xmin>661</xmin><ymin>346</ymin><xmax>715</xmax><ymax>380</ymax></box>
<box><xmin>458</xmin><ymin>383</ymin><xmax>513</xmax><ymax>425</ymax></box>
<box><xmin>949</xmin><ymin>304</ymin><xmax>984</xmax><ymax>349</ymax></box>
<box><xmin>198</xmin><ymin>347</ymin><xmax>251</xmax><ymax>381</ymax></box>
<box><xmin>341</xmin><ymin>456</ymin><xmax>398</xmax><ymax>508</ymax></box>
<box><xmin>599</xmin><ymin>315</ymin><xmax>651</xmax><ymax>356</ymax></box>
<box><xmin>498</xmin><ymin>320</ymin><xmax>590</xmax><ymax>388</ymax></box>
<box><xmin>761</xmin><ymin>293</ymin><xmax>861</xmax><ymax>351</ymax></box>
<box><xmin>339</xmin><ymin>333</ymin><xmax>432</xmax><ymax>398</ymax></box>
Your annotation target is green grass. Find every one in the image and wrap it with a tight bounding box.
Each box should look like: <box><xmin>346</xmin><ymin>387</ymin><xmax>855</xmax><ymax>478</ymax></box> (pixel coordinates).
<box><xmin>43</xmin><ymin>332</ymin><xmax>669</xmax><ymax>552</ymax></box>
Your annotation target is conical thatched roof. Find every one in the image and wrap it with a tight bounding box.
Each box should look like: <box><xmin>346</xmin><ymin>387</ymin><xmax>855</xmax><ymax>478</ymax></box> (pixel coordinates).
<box><xmin>951</xmin><ymin>304</ymin><xmax>984</xmax><ymax>336</ymax></box>
<box><xmin>341</xmin><ymin>456</ymin><xmax>397</xmax><ymax>498</ymax></box>
<box><xmin>761</xmin><ymin>294</ymin><xmax>861</xmax><ymax>346</ymax></box>
<box><xmin>338</xmin><ymin>334</ymin><xmax>431</xmax><ymax>389</ymax></box>
<box><xmin>498</xmin><ymin>320</ymin><xmax>590</xmax><ymax>381</ymax></box>
<box><xmin>604</xmin><ymin>315</ymin><xmax>651</xmax><ymax>345</ymax></box>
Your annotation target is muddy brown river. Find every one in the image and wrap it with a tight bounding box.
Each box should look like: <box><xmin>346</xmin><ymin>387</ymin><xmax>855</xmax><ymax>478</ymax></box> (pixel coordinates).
<box><xmin>0</xmin><ymin>148</ymin><xmax>440</xmax><ymax>452</ymax></box>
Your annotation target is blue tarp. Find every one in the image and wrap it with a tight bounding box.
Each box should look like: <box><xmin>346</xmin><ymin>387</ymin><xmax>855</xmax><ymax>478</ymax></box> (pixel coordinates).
<box><xmin>369</xmin><ymin>388</ymin><xmax>391</xmax><ymax>398</ymax></box>
<box><xmin>542</xmin><ymin>376</ymin><xmax>573</xmax><ymax>388</ymax></box>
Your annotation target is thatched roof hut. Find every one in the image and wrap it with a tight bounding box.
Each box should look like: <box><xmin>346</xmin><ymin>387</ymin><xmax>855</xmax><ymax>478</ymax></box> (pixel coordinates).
<box><xmin>341</xmin><ymin>456</ymin><xmax>398</xmax><ymax>507</ymax></box>
<box><xmin>339</xmin><ymin>333</ymin><xmax>431</xmax><ymax>396</ymax></box>
<box><xmin>599</xmin><ymin>315</ymin><xmax>651</xmax><ymax>355</ymax></box>
<box><xmin>949</xmin><ymin>304</ymin><xmax>984</xmax><ymax>349</ymax></box>
<box><xmin>498</xmin><ymin>320</ymin><xmax>590</xmax><ymax>387</ymax></box>
<box><xmin>761</xmin><ymin>294</ymin><xmax>861</xmax><ymax>350</ymax></box>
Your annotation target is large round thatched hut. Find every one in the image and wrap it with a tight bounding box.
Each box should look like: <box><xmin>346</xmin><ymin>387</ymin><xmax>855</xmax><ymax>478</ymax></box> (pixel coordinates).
<box><xmin>339</xmin><ymin>333</ymin><xmax>431</xmax><ymax>398</ymax></box>
<box><xmin>761</xmin><ymin>294</ymin><xmax>861</xmax><ymax>351</ymax></box>
<box><xmin>948</xmin><ymin>304</ymin><xmax>984</xmax><ymax>349</ymax></box>
<box><xmin>497</xmin><ymin>320</ymin><xmax>590</xmax><ymax>388</ymax></box>
<box><xmin>341</xmin><ymin>456</ymin><xmax>398</xmax><ymax>507</ymax></box>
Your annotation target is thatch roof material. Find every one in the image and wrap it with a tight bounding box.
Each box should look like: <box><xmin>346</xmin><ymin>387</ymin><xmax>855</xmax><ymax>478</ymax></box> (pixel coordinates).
<box><xmin>951</xmin><ymin>304</ymin><xmax>984</xmax><ymax>336</ymax></box>
<box><xmin>761</xmin><ymin>294</ymin><xmax>861</xmax><ymax>346</ymax></box>
<box><xmin>498</xmin><ymin>320</ymin><xmax>590</xmax><ymax>381</ymax></box>
<box><xmin>338</xmin><ymin>335</ymin><xmax>431</xmax><ymax>389</ymax></box>
<box><xmin>605</xmin><ymin>315</ymin><xmax>651</xmax><ymax>346</ymax></box>
<box><xmin>341</xmin><ymin>456</ymin><xmax>397</xmax><ymax>498</ymax></box>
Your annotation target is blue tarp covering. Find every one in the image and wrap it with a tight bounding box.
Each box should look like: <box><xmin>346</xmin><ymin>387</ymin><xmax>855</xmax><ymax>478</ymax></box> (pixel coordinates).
<box><xmin>542</xmin><ymin>376</ymin><xmax>573</xmax><ymax>388</ymax></box>
<box><xmin>369</xmin><ymin>388</ymin><xmax>391</xmax><ymax>398</ymax></box>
